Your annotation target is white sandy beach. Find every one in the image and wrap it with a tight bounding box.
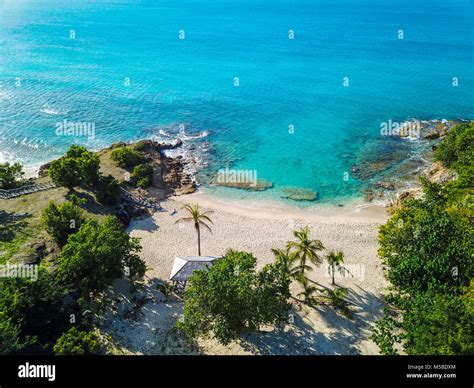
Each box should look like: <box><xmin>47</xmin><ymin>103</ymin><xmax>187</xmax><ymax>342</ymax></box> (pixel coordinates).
<box><xmin>103</xmin><ymin>193</ymin><xmax>390</xmax><ymax>355</ymax></box>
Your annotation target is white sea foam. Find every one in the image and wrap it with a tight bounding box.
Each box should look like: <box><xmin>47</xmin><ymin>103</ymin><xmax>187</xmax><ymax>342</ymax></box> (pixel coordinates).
<box><xmin>40</xmin><ymin>105</ymin><xmax>66</xmax><ymax>115</ymax></box>
<box><xmin>154</xmin><ymin>125</ymin><xmax>210</xmax><ymax>185</ymax></box>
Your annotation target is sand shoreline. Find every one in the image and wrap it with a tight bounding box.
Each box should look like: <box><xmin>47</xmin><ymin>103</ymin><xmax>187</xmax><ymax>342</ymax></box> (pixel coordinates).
<box><xmin>171</xmin><ymin>189</ymin><xmax>389</xmax><ymax>223</ymax></box>
<box><xmin>102</xmin><ymin>193</ymin><xmax>390</xmax><ymax>355</ymax></box>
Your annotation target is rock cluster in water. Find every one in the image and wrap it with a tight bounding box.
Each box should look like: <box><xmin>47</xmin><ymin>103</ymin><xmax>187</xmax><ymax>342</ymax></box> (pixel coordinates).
<box><xmin>351</xmin><ymin>119</ymin><xmax>470</xmax><ymax>205</ymax></box>
<box><xmin>280</xmin><ymin>187</ymin><xmax>318</xmax><ymax>201</ymax></box>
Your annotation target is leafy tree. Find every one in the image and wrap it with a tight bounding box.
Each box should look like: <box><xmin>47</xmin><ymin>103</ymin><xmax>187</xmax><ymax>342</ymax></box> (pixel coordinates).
<box><xmin>0</xmin><ymin>269</ymin><xmax>69</xmax><ymax>352</ymax></box>
<box><xmin>255</xmin><ymin>258</ymin><xmax>292</xmax><ymax>325</ymax></box>
<box><xmin>434</xmin><ymin>122</ymin><xmax>474</xmax><ymax>219</ymax></box>
<box><xmin>0</xmin><ymin>319</ymin><xmax>31</xmax><ymax>354</ymax></box>
<box><xmin>378</xmin><ymin>179</ymin><xmax>473</xmax><ymax>295</ymax></box>
<box><xmin>402</xmin><ymin>291</ymin><xmax>473</xmax><ymax>355</ymax></box>
<box><xmin>0</xmin><ymin>162</ymin><xmax>25</xmax><ymax>189</ymax></box>
<box><xmin>178</xmin><ymin>250</ymin><xmax>290</xmax><ymax>345</ymax></box>
<box><xmin>373</xmin><ymin>171</ymin><xmax>474</xmax><ymax>355</ymax></box>
<box><xmin>58</xmin><ymin>216</ymin><xmax>144</xmax><ymax>301</ymax></box>
<box><xmin>95</xmin><ymin>174</ymin><xmax>121</xmax><ymax>205</ymax></box>
<box><xmin>42</xmin><ymin>199</ymin><xmax>84</xmax><ymax>246</ymax></box>
<box><xmin>131</xmin><ymin>164</ymin><xmax>153</xmax><ymax>188</ymax></box>
<box><xmin>49</xmin><ymin>157</ymin><xmax>81</xmax><ymax>190</ymax></box>
<box><xmin>53</xmin><ymin>327</ymin><xmax>101</xmax><ymax>355</ymax></box>
<box><xmin>76</xmin><ymin>149</ymin><xmax>100</xmax><ymax>187</ymax></box>
<box><xmin>287</xmin><ymin>226</ymin><xmax>324</xmax><ymax>278</ymax></box>
<box><xmin>326</xmin><ymin>250</ymin><xmax>345</xmax><ymax>285</ymax></box>
<box><xmin>49</xmin><ymin>145</ymin><xmax>100</xmax><ymax>189</ymax></box>
<box><xmin>434</xmin><ymin>122</ymin><xmax>473</xmax><ymax>177</ymax></box>
<box><xmin>110</xmin><ymin>146</ymin><xmax>143</xmax><ymax>168</ymax></box>
<box><xmin>175</xmin><ymin>203</ymin><xmax>213</xmax><ymax>256</ymax></box>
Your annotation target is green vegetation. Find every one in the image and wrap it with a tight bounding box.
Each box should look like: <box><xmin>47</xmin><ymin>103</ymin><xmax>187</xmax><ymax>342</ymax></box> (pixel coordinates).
<box><xmin>326</xmin><ymin>250</ymin><xmax>344</xmax><ymax>285</ymax></box>
<box><xmin>178</xmin><ymin>250</ymin><xmax>290</xmax><ymax>345</ymax></box>
<box><xmin>0</xmin><ymin>145</ymin><xmax>146</xmax><ymax>355</ymax></box>
<box><xmin>434</xmin><ymin>122</ymin><xmax>473</xmax><ymax>180</ymax></box>
<box><xmin>0</xmin><ymin>162</ymin><xmax>25</xmax><ymax>190</ymax></box>
<box><xmin>434</xmin><ymin>121</ymin><xmax>474</xmax><ymax>219</ymax></box>
<box><xmin>42</xmin><ymin>196</ymin><xmax>85</xmax><ymax>246</ymax></box>
<box><xmin>287</xmin><ymin>226</ymin><xmax>324</xmax><ymax>279</ymax></box>
<box><xmin>110</xmin><ymin>146</ymin><xmax>143</xmax><ymax>168</ymax></box>
<box><xmin>58</xmin><ymin>216</ymin><xmax>144</xmax><ymax>303</ymax></box>
<box><xmin>0</xmin><ymin>214</ymin><xmax>145</xmax><ymax>354</ymax></box>
<box><xmin>0</xmin><ymin>268</ymin><xmax>69</xmax><ymax>353</ymax></box>
<box><xmin>49</xmin><ymin>145</ymin><xmax>121</xmax><ymax>205</ymax></box>
<box><xmin>53</xmin><ymin>327</ymin><xmax>101</xmax><ymax>355</ymax></box>
<box><xmin>372</xmin><ymin>122</ymin><xmax>474</xmax><ymax>355</ymax></box>
<box><xmin>176</xmin><ymin>203</ymin><xmax>214</xmax><ymax>256</ymax></box>
<box><xmin>131</xmin><ymin>163</ymin><xmax>153</xmax><ymax>188</ymax></box>
<box><xmin>96</xmin><ymin>174</ymin><xmax>121</xmax><ymax>205</ymax></box>
<box><xmin>49</xmin><ymin>145</ymin><xmax>100</xmax><ymax>190</ymax></box>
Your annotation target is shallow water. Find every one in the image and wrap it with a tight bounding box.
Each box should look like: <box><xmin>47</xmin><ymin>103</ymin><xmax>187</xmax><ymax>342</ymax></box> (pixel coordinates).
<box><xmin>0</xmin><ymin>0</ymin><xmax>472</xmax><ymax>204</ymax></box>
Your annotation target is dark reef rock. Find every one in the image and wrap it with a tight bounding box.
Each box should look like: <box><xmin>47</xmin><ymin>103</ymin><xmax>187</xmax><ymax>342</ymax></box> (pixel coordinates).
<box><xmin>280</xmin><ymin>187</ymin><xmax>318</xmax><ymax>201</ymax></box>
<box><xmin>209</xmin><ymin>174</ymin><xmax>273</xmax><ymax>191</ymax></box>
<box><xmin>374</xmin><ymin>181</ymin><xmax>396</xmax><ymax>191</ymax></box>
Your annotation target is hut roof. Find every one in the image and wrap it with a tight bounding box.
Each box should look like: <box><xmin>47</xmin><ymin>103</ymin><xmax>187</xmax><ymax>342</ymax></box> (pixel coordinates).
<box><xmin>170</xmin><ymin>256</ymin><xmax>219</xmax><ymax>282</ymax></box>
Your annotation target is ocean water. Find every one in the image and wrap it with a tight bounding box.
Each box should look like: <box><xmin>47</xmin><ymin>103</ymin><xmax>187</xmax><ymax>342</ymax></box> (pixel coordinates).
<box><xmin>0</xmin><ymin>0</ymin><xmax>472</xmax><ymax>204</ymax></box>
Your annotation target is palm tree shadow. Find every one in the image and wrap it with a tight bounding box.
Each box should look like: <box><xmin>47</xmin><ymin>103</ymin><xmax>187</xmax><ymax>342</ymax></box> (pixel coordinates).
<box><xmin>239</xmin><ymin>310</ymin><xmax>359</xmax><ymax>355</ymax></box>
<box><xmin>239</xmin><ymin>285</ymin><xmax>385</xmax><ymax>355</ymax></box>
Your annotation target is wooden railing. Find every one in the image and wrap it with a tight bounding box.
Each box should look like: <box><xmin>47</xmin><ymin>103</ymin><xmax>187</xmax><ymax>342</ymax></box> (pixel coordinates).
<box><xmin>0</xmin><ymin>182</ymin><xmax>57</xmax><ymax>199</ymax></box>
<box><xmin>119</xmin><ymin>187</ymin><xmax>163</xmax><ymax>211</ymax></box>
<box><xmin>0</xmin><ymin>182</ymin><xmax>162</xmax><ymax>212</ymax></box>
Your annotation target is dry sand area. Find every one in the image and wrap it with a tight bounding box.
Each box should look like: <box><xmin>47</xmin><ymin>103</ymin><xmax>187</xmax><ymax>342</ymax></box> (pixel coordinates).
<box><xmin>102</xmin><ymin>192</ymin><xmax>389</xmax><ymax>355</ymax></box>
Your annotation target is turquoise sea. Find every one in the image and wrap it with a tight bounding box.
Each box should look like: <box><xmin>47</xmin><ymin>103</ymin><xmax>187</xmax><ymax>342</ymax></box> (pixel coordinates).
<box><xmin>0</xmin><ymin>0</ymin><xmax>472</xmax><ymax>204</ymax></box>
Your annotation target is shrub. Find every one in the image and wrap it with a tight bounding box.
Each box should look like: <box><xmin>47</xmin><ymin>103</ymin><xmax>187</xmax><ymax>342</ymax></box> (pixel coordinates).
<box><xmin>110</xmin><ymin>146</ymin><xmax>143</xmax><ymax>168</ymax></box>
<box><xmin>131</xmin><ymin>164</ymin><xmax>153</xmax><ymax>188</ymax></box>
<box><xmin>95</xmin><ymin>175</ymin><xmax>121</xmax><ymax>205</ymax></box>
<box><xmin>434</xmin><ymin>122</ymin><xmax>473</xmax><ymax>175</ymax></box>
<box><xmin>372</xmin><ymin>173</ymin><xmax>474</xmax><ymax>355</ymax></box>
<box><xmin>53</xmin><ymin>327</ymin><xmax>101</xmax><ymax>355</ymax></box>
<box><xmin>42</xmin><ymin>199</ymin><xmax>84</xmax><ymax>246</ymax></box>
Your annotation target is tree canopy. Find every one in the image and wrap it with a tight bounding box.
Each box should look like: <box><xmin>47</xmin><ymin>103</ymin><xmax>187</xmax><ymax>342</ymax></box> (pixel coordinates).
<box><xmin>372</xmin><ymin>123</ymin><xmax>474</xmax><ymax>355</ymax></box>
<box><xmin>0</xmin><ymin>162</ymin><xmax>25</xmax><ymax>190</ymax></box>
<box><xmin>178</xmin><ymin>250</ymin><xmax>290</xmax><ymax>345</ymax></box>
<box><xmin>58</xmin><ymin>216</ymin><xmax>145</xmax><ymax>301</ymax></box>
<box><xmin>49</xmin><ymin>145</ymin><xmax>100</xmax><ymax>190</ymax></box>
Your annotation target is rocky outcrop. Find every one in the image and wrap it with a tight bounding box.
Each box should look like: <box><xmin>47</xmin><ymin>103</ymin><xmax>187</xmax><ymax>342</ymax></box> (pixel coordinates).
<box><xmin>209</xmin><ymin>175</ymin><xmax>273</xmax><ymax>191</ymax></box>
<box><xmin>107</xmin><ymin>139</ymin><xmax>197</xmax><ymax>200</ymax></box>
<box><xmin>280</xmin><ymin>187</ymin><xmax>318</xmax><ymax>201</ymax></box>
<box><xmin>374</xmin><ymin>181</ymin><xmax>396</xmax><ymax>191</ymax></box>
<box><xmin>389</xmin><ymin>188</ymin><xmax>423</xmax><ymax>209</ymax></box>
<box><xmin>427</xmin><ymin>162</ymin><xmax>458</xmax><ymax>185</ymax></box>
<box><xmin>38</xmin><ymin>162</ymin><xmax>51</xmax><ymax>178</ymax></box>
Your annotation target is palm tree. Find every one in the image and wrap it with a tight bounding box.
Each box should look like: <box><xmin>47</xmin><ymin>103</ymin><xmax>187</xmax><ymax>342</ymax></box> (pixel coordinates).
<box><xmin>296</xmin><ymin>275</ymin><xmax>319</xmax><ymax>305</ymax></box>
<box><xmin>175</xmin><ymin>203</ymin><xmax>213</xmax><ymax>256</ymax></box>
<box><xmin>286</xmin><ymin>226</ymin><xmax>324</xmax><ymax>278</ymax></box>
<box><xmin>326</xmin><ymin>250</ymin><xmax>345</xmax><ymax>285</ymax></box>
<box><xmin>271</xmin><ymin>248</ymin><xmax>300</xmax><ymax>280</ymax></box>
